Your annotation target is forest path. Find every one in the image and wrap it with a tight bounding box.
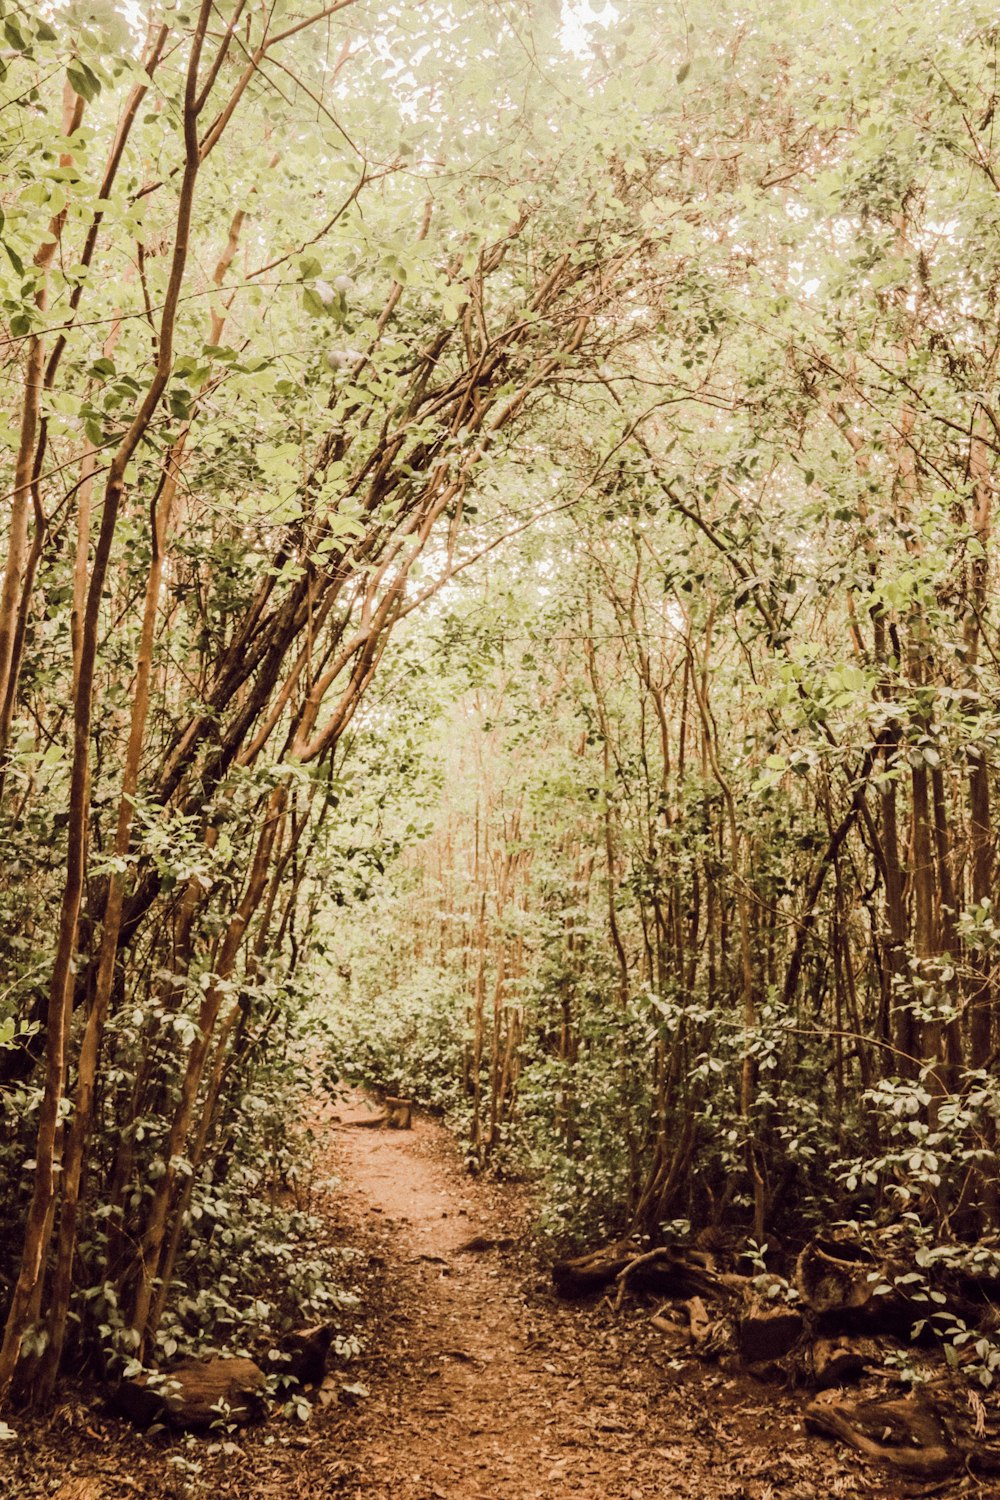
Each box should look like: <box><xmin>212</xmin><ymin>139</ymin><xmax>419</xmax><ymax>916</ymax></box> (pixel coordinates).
<box><xmin>0</xmin><ymin>1094</ymin><xmax>909</xmax><ymax>1500</ymax></box>
<box><xmin>320</xmin><ymin>1093</ymin><xmax>878</xmax><ymax>1500</ymax></box>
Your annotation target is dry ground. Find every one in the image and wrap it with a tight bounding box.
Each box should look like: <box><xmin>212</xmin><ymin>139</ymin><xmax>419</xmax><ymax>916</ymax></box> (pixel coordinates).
<box><xmin>0</xmin><ymin>1096</ymin><xmax>983</xmax><ymax>1500</ymax></box>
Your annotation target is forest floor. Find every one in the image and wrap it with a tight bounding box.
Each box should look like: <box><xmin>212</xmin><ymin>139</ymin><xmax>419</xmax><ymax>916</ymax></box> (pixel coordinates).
<box><xmin>0</xmin><ymin>1096</ymin><xmax>983</xmax><ymax>1500</ymax></box>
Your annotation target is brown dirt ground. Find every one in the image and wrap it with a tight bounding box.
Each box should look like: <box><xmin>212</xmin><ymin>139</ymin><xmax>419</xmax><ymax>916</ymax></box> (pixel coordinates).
<box><xmin>0</xmin><ymin>1095</ymin><xmax>987</xmax><ymax>1500</ymax></box>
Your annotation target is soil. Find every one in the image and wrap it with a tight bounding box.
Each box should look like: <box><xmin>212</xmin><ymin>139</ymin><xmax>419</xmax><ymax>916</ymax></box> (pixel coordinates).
<box><xmin>0</xmin><ymin>1095</ymin><xmax>985</xmax><ymax>1500</ymax></box>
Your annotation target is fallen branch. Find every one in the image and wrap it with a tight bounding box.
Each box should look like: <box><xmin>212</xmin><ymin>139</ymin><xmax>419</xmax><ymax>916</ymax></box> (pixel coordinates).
<box><xmin>804</xmin><ymin>1395</ymin><xmax>954</xmax><ymax>1478</ymax></box>
<box><xmin>614</xmin><ymin>1248</ymin><xmax>673</xmax><ymax>1311</ymax></box>
<box><xmin>553</xmin><ymin>1240</ymin><xmax>724</xmax><ymax>1302</ymax></box>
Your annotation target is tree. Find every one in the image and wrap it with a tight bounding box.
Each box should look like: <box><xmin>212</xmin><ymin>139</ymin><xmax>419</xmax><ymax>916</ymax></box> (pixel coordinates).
<box><xmin>0</xmin><ymin>0</ymin><xmax>657</xmax><ymax>1403</ymax></box>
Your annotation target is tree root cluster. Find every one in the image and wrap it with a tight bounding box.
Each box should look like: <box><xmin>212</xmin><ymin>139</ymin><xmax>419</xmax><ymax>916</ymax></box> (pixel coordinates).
<box><xmin>553</xmin><ymin>1229</ymin><xmax>1000</xmax><ymax>1480</ymax></box>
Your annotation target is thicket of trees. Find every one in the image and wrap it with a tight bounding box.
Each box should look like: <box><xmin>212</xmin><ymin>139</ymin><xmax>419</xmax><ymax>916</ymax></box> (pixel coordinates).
<box><xmin>0</xmin><ymin>0</ymin><xmax>653</xmax><ymax>1404</ymax></box>
<box><xmin>330</xmin><ymin>3</ymin><xmax>1000</xmax><ymax>1254</ymax></box>
<box><xmin>3</xmin><ymin>0</ymin><xmax>1000</xmax><ymax>1411</ymax></box>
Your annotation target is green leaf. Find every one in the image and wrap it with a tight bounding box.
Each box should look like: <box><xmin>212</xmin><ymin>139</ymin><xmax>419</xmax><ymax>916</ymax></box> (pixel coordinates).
<box><xmin>302</xmin><ymin>286</ymin><xmax>328</xmax><ymax>318</ymax></box>
<box><xmin>4</xmin><ymin>16</ymin><xmax>27</xmax><ymax>50</ymax></box>
<box><xmin>67</xmin><ymin>61</ymin><xmax>101</xmax><ymax>103</ymax></box>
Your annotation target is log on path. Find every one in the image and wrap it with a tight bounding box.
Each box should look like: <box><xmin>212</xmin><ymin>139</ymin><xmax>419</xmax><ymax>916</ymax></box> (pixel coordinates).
<box><xmin>338</xmin><ymin>1096</ymin><xmax>413</xmax><ymax>1131</ymax></box>
<box><xmin>736</xmin><ymin>1286</ymin><xmax>803</xmax><ymax>1364</ymax></box>
<box><xmin>805</xmin><ymin>1393</ymin><xmax>955</xmax><ymax>1477</ymax></box>
<box><xmin>806</xmin><ymin>1388</ymin><xmax>1000</xmax><ymax>1479</ymax></box>
<box><xmin>811</xmin><ymin>1334</ymin><xmax>882</xmax><ymax>1389</ymax></box>
<box><xmin>552</xmin><ymin>1241</ymin><xmax>726</xmax><ymax>1300</ymax></box>
<box><xmin>385</xmin><ymin>1096</ymin><xmax>413</xmax><ymax>1129</ymax></box>
<box><xmin>274</xmin><ymin>1323</ymin><xmax>334</xmax><ymax>1385</ymax></box>
<box><xmin>115</xmin><ymin>1355</ymin><xmax>267</xmax><ymax>1430</ymax></box>
<box><xmin>794</xmin><ymin>1230</ymin><xmax>990</xmax><ymax>1338</ymax></box>
<box><xmin>794</xmin><ymin>1234</ymin><xmax>879</xmax><ymax>1317</ymax></box>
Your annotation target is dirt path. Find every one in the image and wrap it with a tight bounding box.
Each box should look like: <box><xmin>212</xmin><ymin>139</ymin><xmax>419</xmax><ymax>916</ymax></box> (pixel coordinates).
<box><xmin>323</xmin><ymin>1096</ymin><xmax>883</xmax><ymax>1500</ymax></box>
<box><xmin>2</xmin><ymin>1097</ymin><xmax>927</xmax><ymax>1500</ymax></box>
